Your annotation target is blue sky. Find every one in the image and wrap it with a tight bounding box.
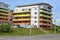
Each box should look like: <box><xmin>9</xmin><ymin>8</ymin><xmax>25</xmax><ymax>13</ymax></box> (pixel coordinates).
<box><xmin>0</xmin><ymin>0</ymin><xmax>60</xmax><ymax>25</ymax></box>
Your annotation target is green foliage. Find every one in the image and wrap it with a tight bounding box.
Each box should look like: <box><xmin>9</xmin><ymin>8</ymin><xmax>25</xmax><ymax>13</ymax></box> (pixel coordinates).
<box><xmin>0</xmin><ymin>23</ymin><xmax>11</xmax><ymax>33</ymax></box>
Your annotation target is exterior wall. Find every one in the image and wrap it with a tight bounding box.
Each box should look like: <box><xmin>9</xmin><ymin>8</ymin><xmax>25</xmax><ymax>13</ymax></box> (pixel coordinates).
<box><xmin>30</xmin><ymin>5</ymin><xmax>40</xmax><ymax>28</ymax></box>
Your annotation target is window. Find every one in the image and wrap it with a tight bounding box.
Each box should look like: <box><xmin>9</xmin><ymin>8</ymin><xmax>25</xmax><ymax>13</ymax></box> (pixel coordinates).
<box><xmin>48</xmin><ymin>7</ymin><xmax>51</xmax><ymax>10</ymax></box>
<box><xmin>29</xmin><ymin>9</ymin><xmax>31</xmax><ymax>11</ymax></box>
<box><xmin>35</xmin><ymin>12</ymin><xmax>37</xmax><ymax>14</ymax></box>
<box><xmin>34</xmin><ymin>17</ymin><xmax>37</xmax><ymax>19</ymax></box>
<box><xmin>22</xmin><ymin>9</ymin><xmax>24</xmax><ymax>11</ymax></box>
<box><xmin>34</xmin><ymin>21</ymin><xmax>37</xmax><ymax>23</ymax></box>
<box><xmin>34</xmin><ymin>25</ymin><xmax>37</xmax><ymax>28</ymax></box>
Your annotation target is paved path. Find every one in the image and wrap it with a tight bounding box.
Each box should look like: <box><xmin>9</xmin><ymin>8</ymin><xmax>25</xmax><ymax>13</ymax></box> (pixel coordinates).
<box><xmin>0</xmin><ymin>34</ymin><xmax>60</xmax><ymax>40</ymax></box>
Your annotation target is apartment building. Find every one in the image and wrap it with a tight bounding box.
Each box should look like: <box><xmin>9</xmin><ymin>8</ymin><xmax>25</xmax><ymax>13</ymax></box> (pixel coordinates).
<box><xmin>13</xmin><ymin>3</ymin><xmax>53</xmax><ymax>29</ymax></box>
<box><xmin>9</xmin><ymin>10</ymin><xmax>13</xmax><ymax>21</ymax></box>
<box><xmin>0</xmin><ymin>2</ymin><xmax>9</xmax><ymax>24</ymax></box>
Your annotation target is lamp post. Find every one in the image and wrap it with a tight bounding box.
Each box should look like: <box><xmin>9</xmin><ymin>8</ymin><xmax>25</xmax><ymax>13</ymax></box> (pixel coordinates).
<box><xmin>53</xmin><ymin>20</ymin><xmax>56</xmax><ymax>34</ymax></box>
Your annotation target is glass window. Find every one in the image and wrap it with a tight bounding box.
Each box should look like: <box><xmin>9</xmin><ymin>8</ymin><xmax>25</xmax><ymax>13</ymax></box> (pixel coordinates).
<box><xmin>48</xmin><ymin>7</ymin><xmax>51</xmax><ymax>10</ymax></box>
<box><xmin>29</xmin><ymin>9</ymin><xmax>31</xmax><ymax>11</ymax></box>
<box><xmin>35</xmin><ymin>12</ymin><xmax>37</xmax><ymax>14</ymax></box>
<box><xmin>22</xmin><ymin>9</ymin><xmax>24</xmax><ymax>11</ymax></box>
<box><xmin>34</xmin><ymin>25</ymin><xmax>37</xmax><ymax>28</ymax></box>
<box><xmin>34</xmin><ymin>17</ymin><xmax>37</xmax><ymax>19</ymax></box>
<box><xmin>34</xmin><ymin>21</ymin><xmax>37</xmax><ymax>23</ymax></box>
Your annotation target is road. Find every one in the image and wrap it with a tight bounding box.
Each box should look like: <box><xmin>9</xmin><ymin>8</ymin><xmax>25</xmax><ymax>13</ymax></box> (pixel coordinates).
<box><xmin>0</xmin><ymin>34</ymin><xmax>60</xmax><ymax>40</ymax></box>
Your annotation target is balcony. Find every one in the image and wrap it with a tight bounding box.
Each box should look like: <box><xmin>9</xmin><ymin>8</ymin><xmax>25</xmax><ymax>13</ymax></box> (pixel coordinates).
<box><xmin>40</xmin><ymin>19</ymin><xmax>52</xmax><ymax>22</ymax></box>
<box><xmin>13</xmin><ymin>23</ymin><xmax>30</xmax><ymax>25</ymax></box>
<box><xmin>0</xmin><ymin>13</ymin><xmax>9</xmax><ymax>15</ymax></box>
<box><xmin>40</xmin><ymin>14</ymin><xmax>52</xmax><ymax>18</ymax></box>
<box><xmin>0</xmin><ymin>9</ymin><xmax>9</xmax><ymax>12</ymax></box>
<box><xmin>14</xmin><ymin>14</ymin><xmax>30</xmax><ymax>17</ymax></box>
<box><xmin>13</xmin><ymin>19</ymin><xmax>30</xmax><ymax>21</ymax></box>
<box><xmin>40</xmin><ymin>10</ymin><xmax>52</xmax><ymax>14</ymax></box>
<box><xmin>0</xmin><ymin>16</ymin><xmax>8</xmax><ymax>18</ymax></box>
<box><xmin>0</xmin><ymin>20</ymin><xmax>8</xmax><ymax>22</ymax></box>
<box><xmin>40</xmin><ymin>23</ymin><xmax>52</xmax><ymax>26</ymax></box>
<box><xmin>13</xmin><ymin>10</ymin><xmax>30</xmax><ymax>13</ymax></box>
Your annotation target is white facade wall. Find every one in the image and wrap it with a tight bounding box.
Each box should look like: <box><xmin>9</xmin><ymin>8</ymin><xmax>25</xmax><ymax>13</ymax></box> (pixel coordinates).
<box><xmin>31</xmin><ymin>6</ymin><xmax>40</xmax><ymax>28</ymax></box>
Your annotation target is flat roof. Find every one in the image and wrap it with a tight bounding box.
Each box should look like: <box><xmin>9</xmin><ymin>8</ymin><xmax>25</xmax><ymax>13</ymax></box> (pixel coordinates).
<box><xmin>16</xmin><ymin>2</ymin><xmax>53</xmax><ymax>8</ymax></box>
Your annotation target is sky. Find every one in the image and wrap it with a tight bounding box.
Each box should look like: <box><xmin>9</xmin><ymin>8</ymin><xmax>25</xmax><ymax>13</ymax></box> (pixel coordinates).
<box><xmin>0</xmin><ymin>0</ymin><xmax>60</xmax><ymax>25</ymax></box>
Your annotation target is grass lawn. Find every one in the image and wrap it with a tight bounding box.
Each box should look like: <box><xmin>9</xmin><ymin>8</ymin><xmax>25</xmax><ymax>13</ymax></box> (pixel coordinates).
<box><xmin>0</xmin><ymin>28</ymin><xmax>46</xmax><ymax>36</ymax></box>
<box><xmin>0</xmin><ymin>27</ymin><xmax>60</xmax><ymax>36</ymax></box>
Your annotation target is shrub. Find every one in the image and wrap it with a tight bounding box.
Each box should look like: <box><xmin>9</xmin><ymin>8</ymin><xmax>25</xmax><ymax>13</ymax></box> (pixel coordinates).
<box><xmin>0</xmin><ymin>23</ymin><xmax>11</xmax><ymax>33</ymax></box>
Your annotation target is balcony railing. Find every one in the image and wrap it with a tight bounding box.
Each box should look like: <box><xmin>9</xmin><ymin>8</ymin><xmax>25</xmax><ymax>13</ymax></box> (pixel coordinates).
<box><xmin>0</xmin><ymin>20</ymin><xmax>8</xmax><ymax>22</ymax></box>
<box><xmin>40</xmin><ymin>19</ymin><xmax>52</xmax><ymax>22</ymax></box>
<box><xmin>13</xmin><ymin>10</ymin><xmax>30</xmax><ymax>13</ymax></box>
<box><xmin>13</xmin><ymin>19</ymin><xmax>30</xmax><ymax>21</ymax></box>
<box><xmin>40</xmin><ymin>10</ymin><xmax>52</xmax><ymax>14</ymax></box>
<box><xmin>0</xmin><ymin>13</ymin><xmax>9</xmax><ymax>15</ymax></box>
<box><xmin>0</xmin><ymin>9</ymin><xmax>9</xmax><ymax>12</ymax></box>
<box><xmin>40</xmin><ymin>14</ymin><xmax>52</xmax><ymax>18</ymax></box>
<box><xmin>14</xmin><ymin>14</ymin><xmax>30</xmax><ymax>17</ymax></box>
<box><xmin>0</xmin><ymin>16</ymin><xmax>8</xmax><ymax>18</ymax></box>
<box><xmin>40</xmin><ymin>23</ymin><xmax>52</xmax><ymax>26</ymax></box>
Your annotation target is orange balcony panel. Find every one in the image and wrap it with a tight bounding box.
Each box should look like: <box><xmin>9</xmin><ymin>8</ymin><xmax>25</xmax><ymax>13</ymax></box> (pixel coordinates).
<box><xmin>40</xmin><ymin>23</ymin><xmax>52</xmax><ymax>26</ymax></box>
<box><xmin>0</xmin><ymin>20</ymin><xmax>8</xmax><ymax>22</ymax></box>
<box><xmin>13</xmin><ymin>21</ymin><xmax>22</xmax><ymax>23</ymax></box>
<box><xmin>13</xmin><ymin>23</ymin><xmax>22</xmax><ymax>25</ymax></box>
<box><xmin>13</xmin><ymin>23</ymin><xmax>30</xmax><ymax>25</ymax></box>
<box><xmin>22</xmin><ymin>23</ymin><xmax>30</xmax><ymax>24</ymax></box>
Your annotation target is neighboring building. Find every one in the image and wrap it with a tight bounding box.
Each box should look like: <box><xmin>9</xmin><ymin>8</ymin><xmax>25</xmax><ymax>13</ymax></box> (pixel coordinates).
<box><xmin>13</xmin><ymin>3</ymin><xmax>53</xmax><ymax>29</ymax></box>
<box><xmin>9</xmin><ymin>10</ymin><xmax>13</xmax><ymax>25</ymax></box>
<box><xmin>9</xmin><ymin>10</ymin><xmax>13</xmax><ymax>22</ymax></box>
<box><xmin>0</xmin><ymin>2</ymin><xmax>10</xmax><ymax>24</ymax></box>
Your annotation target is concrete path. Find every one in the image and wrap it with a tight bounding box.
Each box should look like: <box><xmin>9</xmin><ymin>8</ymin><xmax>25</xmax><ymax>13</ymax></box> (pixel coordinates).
<box><xmin>0</xmin><ymin>34</ymin><xmax>60</xmax><ymax>40</ymax></box>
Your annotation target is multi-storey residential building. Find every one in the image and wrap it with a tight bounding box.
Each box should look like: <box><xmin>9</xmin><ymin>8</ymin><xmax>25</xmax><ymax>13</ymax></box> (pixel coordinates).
<box><xmin>9</xmin><ymin>10</ymin><xmax>13</xmax><ymax>22</ymax></box>
<box><xmin>13</xmin><ymin>3</ymin><xmax>53</xmax><ymax>29</ymax></box>
<box><xmin>0</xmin><ymin>2</ymin><xmax>9</xmax><ymax>24</ymax></box>
<box><xmin>9</xmin><ymin>10</ymin><xmax>13</xmax><ymax>25</ymax></box>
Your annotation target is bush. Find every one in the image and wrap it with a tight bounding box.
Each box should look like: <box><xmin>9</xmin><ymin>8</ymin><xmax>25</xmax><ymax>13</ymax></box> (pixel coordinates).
<box><xmin>0</xmin><ymin>23</ymin><xmax>11</xmax><ymax>33</ymax></box>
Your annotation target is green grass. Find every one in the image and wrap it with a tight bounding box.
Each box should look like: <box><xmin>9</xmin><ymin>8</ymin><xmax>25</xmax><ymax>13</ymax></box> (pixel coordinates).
<box><xmin>0</xmin><ymin>28</ymin><xmax>46</xmax><ymax>36</ymax></box>
<box><xmin>45</xmin><ymin>29</ymin><xmax>60</xmax><ymax>34</ymax></box>
<box><xmin>0</xmin><ymin>27</ymin><xmax>60</xmax><ymax>36</ymax></box>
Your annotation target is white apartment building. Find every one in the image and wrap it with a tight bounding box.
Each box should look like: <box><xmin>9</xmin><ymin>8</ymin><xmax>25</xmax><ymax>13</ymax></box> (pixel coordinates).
<box><xmin>13</xmin><ymin>3</ymin><xmax>53</xmax><ymax>29</ymax></box>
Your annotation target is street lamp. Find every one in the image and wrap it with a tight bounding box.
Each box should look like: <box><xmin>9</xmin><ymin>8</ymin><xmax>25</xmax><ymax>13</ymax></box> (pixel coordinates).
<box><xmin>53</xmin><ymin>20</ymin><xmax>56</xmax><ymax>34</ymax></box>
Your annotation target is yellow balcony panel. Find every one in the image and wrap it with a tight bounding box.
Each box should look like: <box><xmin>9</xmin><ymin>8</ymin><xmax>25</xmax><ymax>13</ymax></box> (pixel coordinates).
<box><xmin>0</xmin><ymin>13</ymin><xmax>9</xmax><ymax>15</ymax></box>
<box><xmin>40</xmin><ymin>14</ymin><xmax>52</xmax><ymax>18</ymax></box>
<box><xmin>14</xmin><ymin>14</ymin><xmax>30</xmax><ymax>17</ymax></box>
<box><xmin>13</xmin><ymin>19</ymin><xmax>30</xmax><ymax>21</ymax></box>
<box><xmin>13</xmin><ymin>10</ymin><xmax>30</xmax><ymax>13</ymax></box>
<box><xmin>0</xmin><ymin>16</ymin><xmax>8</xmax><ymax>18</ymax></box>
<box><xmin>0</xmin><ymin>9</ymin><xmax>9</xmax><ymax>12</ymax></box>
<box><xmin>40</xmin><ymin>10</ymin><xmax>51</xmax><ymax>14</ymax></box>
<box><xmin>40</xmin><ymin>19</ymin><xmax>52</xmax><ymax>22</ymax></box>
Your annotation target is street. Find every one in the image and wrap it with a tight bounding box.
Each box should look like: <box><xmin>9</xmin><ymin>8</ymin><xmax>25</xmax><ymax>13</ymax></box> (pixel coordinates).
<box><xmin>0</xmin><ymin>34</ymin><xmax>60</xmax><ymax>40</ymax></box>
